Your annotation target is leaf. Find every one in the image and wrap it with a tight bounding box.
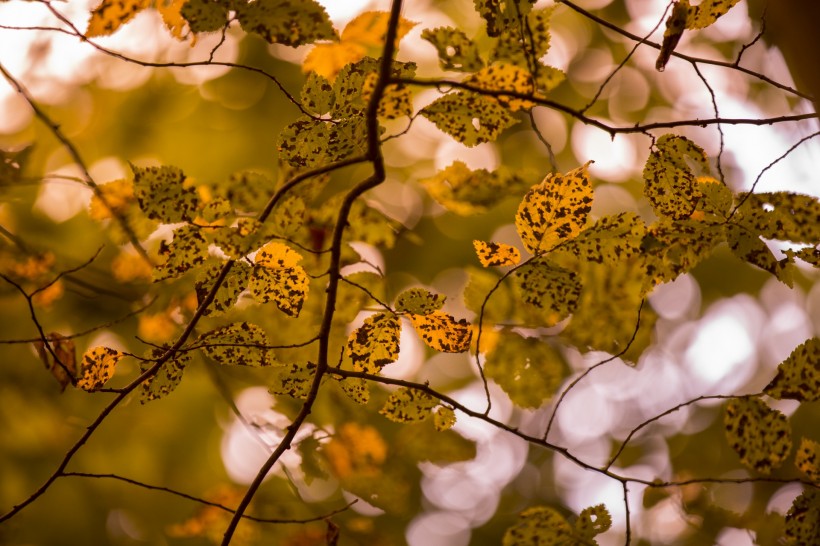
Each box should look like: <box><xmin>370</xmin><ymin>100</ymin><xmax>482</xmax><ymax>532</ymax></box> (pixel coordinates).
<box><xmin>764</xmin><ymin>337</ymin><xmax>820</xmax><ymax>402</ymax></box>
<box><xmin>223</xmin><ymin>170</ymin><xmax>278</xmax><ymax>214</ymax></box>
<box><xmin>686</xmin><ymin>0</ymin><xmax>742</xmax><ymax>30</ymax></box>
<box><xmin>248</xmin><ymin>242</ymin><xmax>309</xmax><ymax>317</ymax></box>
<box><xmin>409</xmin><ymin>311</ymin><xmax>472</xmax><ymax>353</ymax></box>
<box><xmin>379</xmin><ymin>387</ymin><xmax>437</xmax><ymax>423</ymax></box>
<box><xmin>465</xmin><ymin>63</ymin><xmax>539</xmax><ymax>112</ymax></box>
<box><xmin>643</xmin><ymin>134</ymin><xmax>708</xmax><ymax>219</ymax></box>
<box><xmin>464</xmin><ymin>267</ymin><xmax>517</xmax><ymax>325</ymax></box>
<box><xmin>323</xmin><ymin>422</ymin><xmax>387</xmax><ymax>479</ymax></box>
<box><xmin>474</xmin><ymin>240</ymin><xmax>521</xmax><ymax>267</ymax></box>
<box><xmin>197</xmin><ymin>322</ymin><xmax>274</xmax><ymax>367</ymax></box>
<box><xmin>141</xmin><ymin>349</ymin><xmax>191</xmax><ymax>403</ymax></box>
<box><xmin>785</xmin><ymin>489</ymin><xmax>820</xmax><ymax>546</ymax></box>
<box><xmin>420</xmin><ymin>92</ymin><xmax>518</xmax><ymax>146</ymax></box>
<box><xmin>300</xmin><ymin>72</ymin><xmax>335</xmax><ymax>115</ymax></box>
<box><xmin>575</xmin><ymin>504</ymin><xmax>612</xmax><ymax>540</ymax></box>
<box><xmin>194</xmin><ymin>261</ymin><xmax>249</xmax><ymax>316</ymax></box>
<box><xmin>394</xmin><ymin>419</ymin><xmax>476</xmax><ymax>464</ymax></box>
<box><xmin>86</xmin><ymin>0</ymin><xmax>150</xmax><ymax>38</ymax></box>
<box><xmin>724</xmin><ymin>397</ymin><xmax>792</xmax><ymax>475</ymax></box>
<box><xmin>795</xmin><ymin>437</ymin><xmax>820</xmax><ymax>482</ymax></box>
<box><xmin>420</xmin><ymin>160</ymin><xmax>532</xmax><ymax>215</ymax></box>
<box><xmin>155</xmin><ymin>0</ymin><xmax>188</xmax><ymax>39</ymax></box>
<box><xmin>434</xmin><ymin>406</ymin><xmax>456</xmax><ymax>431</ymax></box>
<box><xmin>235</xmin><ymin>0</ymin><xmax>336</xmax><ymax>47</ymax></box>
<box><xmin>656</xmin><ymin>0</ymin><xmax>688</xmax><ymax>71</ymax></box>
<box><xmin>346</xmin><ymin>312</ymin><xmax>401</xmax><ymax>373</ymax></box>
<box><xmin>484</xmin><ymin>333</ymin><xmax>567</xmax><ymax>408</ymax></box>
<box><xmin>515</xmin><ymin>163</ymin><xmax>593</xmax><ymax>254</ymax></box>
<box><xmin>421</xmin><ymin>27</ymin><xmax>483</xmax><ymax>72</ymax></box>
<box><xmin>503</xmin><ymin>506</ymin><xmax>574</xmax><ymax>546</ymax></box>
<box><xmin>0</xmin><ymin>145</ymin><xmax>32</xmax><ymax>186</ymax></box>
<box><xmin>552</xmin><ymin>212</ymin><xmax>646</xmax><ymax>265</ymax></box>
<box><xmin>297</xmin><ymin>435</ymin><xmax>329</xmax><ymax>485</ymax></box>
<box><xmin>474</xmin><ymin>0</ymin><xmax>534</xmax><ymax>37</ymax></box>
<box><xmin>725</xmin><ymin>224</ymin><xmax>794</xmax><ymax>286</ymax></box>
<box><xmin>154</xmin><ymin>225</ymin><xmax>210</xmax><ymax>281</ymax></box>
<box><xmin>787</xmin><ymin>246</ymin><xmax>820</xmax><ymax>267</ymax></box>
<box><xmin>513</xmin><ymin>259</ymin><xmax>581</xmax><ymax>326</ymax></box>
<box><xmin>76</xmin><ymin>346</ymin><xmax>123</xmax><ymax>391</ymax></box>
<box><xmin>333</xmin><ymin>376</ymin><xmax>370</xmax><ymax>405</ymax></box>
<box><xmin>395</xmin><ymin>287</ymin><xmax>446</xmax><ymax>315</ymax></box>
<box><xmin>735</xmin><ymin>192</ymin><xmax>820</xmax><ymax>244</ymax></box>
<box><xmin>179</xmin><ymin>0</ymin><xmax>228</xmax><ymax>33</ymax></box>
<box><xmin>278</xmin><ymin>116</ymin><xmax>367</xmax><ymax>169</ymax></box>
<box><xmin>642</xmin><ymin>218</ymin><xmax>725</xmax><ymax>286</ymax></box>
<box><xmin>34</xmin><ymin>333</ymin><xmax>77</xmax><ymax>392</ymax></box>
<box><xmin>341</xmin><ymin>11</ymin><xmax>416</xmax><ymax>49</ymax></box>
<box><xmin>696</xmin><ymin>176</ymin><xmax>733</xmax><ymax>217</ymax></box>
<box><xmin>131</xmin><ymin>164</ymin><xmax>199</xmax><ymax>223</ymax></box>
<box><xmin>491</xmin><ymin>7</ymin><xmax>555</xmax><ymax>67</ymax></box>
<box><xmin>269</xmin><ymin>361</ymin><xmax>317</xmax><ymax>400</ymax></box>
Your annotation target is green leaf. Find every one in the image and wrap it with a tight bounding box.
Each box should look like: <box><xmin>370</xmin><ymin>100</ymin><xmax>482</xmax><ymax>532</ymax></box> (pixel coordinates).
<box><xmin>346</xmin><ymin>312</ymin><xmax>401</xmax><ymax>373</ymax></box>
<box><xmin>394</xmin><ymin>419</ymin><xmax>476</xmax><ymax>464</ymax></box>
<box><xmin>643</xmin><ymin>135</ymin><xmax>709</xmax><ymax>220</ymax></box>
<box><xmin>420</xmin><ymin>160</ymin><xmax>532</xmax><ymax>215</ymax></box>
<box><xmin>785</xmin><ymin>489</ymin><xmax>820</xmax><ymax>546</ymax></box>
<box><xmin>409</xmin><ymin>311</ymin><xmax>472</xmax><ymax>353</ymax></box>
<box><xmin>735</xmin><ymin>192</ymin><xmax>820</xmax><ymax>244</ymax></box>
<box><xmin>301</xmin><ymin>72</ymin><xmax>335</xmax><ymax>115</ymax></box>
<box><xmin>491</xmin><ymin>7</ymin><xmax>554</xmax><ymax>66</ymax></box>
<box><xmin>696</xmin><ymin>176</ymin><xmax>734</xmax><ymax>217</ymax></box>
<box><xmin>575</xmin><ymin>504</ymin><xmax>612</xmax><ymax>540</ymax></box>
<box><xmin>725</xmin><ymin>223</ymin><xmax>795</xmax><ymax>286</ymax></box>
<box><xmin>724</xmin><ymin>397</ymin><xmax>792</xmax><ymax>475</ymax></box>
<box><xmin>764</xmin><ymin>337</ymin><xmax>820</xmax><ymax>402</ymax></box>
<box><xmin>686</xmin><ymin>0</ymin><xmax>742</xmax><ymax>30</ymax></box>
<box><xmin>140</xmin><ymin>349</ymin><xmax>191</xmax><ymax>403</ymax></box>
<box><xmin>642</xmin><ymin>218</ymin><xmax>725</xmax><ymax>286</ymax></box>
<box><xmin>194</xmin><ymin>261</ymin><xmax>250</xmax><ymax>317</ymax></box>
<box><xmin>433</xmin><ymin>406</ymin><xmax>456</xmax><ymax>431</ymax></box>
<box><xmin>153</xmin><ymin>225</ymin><xmax>210</xmax><ymax>281</ymax></box>
<box><xmin>395</xmin><ymin>287</ymin><xmax>446</xmax><ymax>315</ymax></box>
<box><xmin>513</xmin><ymin>259</ymin><xmax>581</xmax><ymax>326</ymax></box>
<box><xmin>180</xmin><ymin>0</ymin><xmax>228</xmax><ymax>33</ymax></box>
<box><xmin>484</xmin><ymin>332</ymin><xmax>567</xmax><ymax>408</ymax></box>
<box><xmin>211</xmin><ymin>218</ymin><xmax>262</xmax><ymax>259</ymax></box>
<box><xmin>297</xmin><ymin>435</ymin><xmax>329</xmax><ymax>485</ymax></box>
<box><xmin>474</xmin><ymin>0</ymin><xmax>534</xmax><ymax>37</ymax></box>
<box><xmin>76</xmin><ymin>346</ymin><xmax>123</xmax><ymax>391</ymax></box>
<box><xmin>196</xmin><ymin>322</ymin><xmax>274</xmax><ymax>367</ymax></box>
<box><xmin>223</xmin><ymin>170</ymin><xmax>277</xmax><ymax>213</ymax></box>
<box><xmin>795</xmin><ymin>437</ymin><xmax>820</xmax><ymax>482</ymax></box>
<box><xmin>421</xmin><ymin>27</ymin><xmax>484</xmax><ymax>72</ymax></box>
<box><xmin>503</xmin><ymin>506</ymin><xmax>574</xmax><ymax>546</ymax></box>
<box><xmin>333</xmin><ymin>376</ymin><xmax>370</xmax><ymax>405</ymax></box>
<box><xmin>278</xmin><ymin>116</ymin><xmax>367</xmax><ymax>169</ymax></box>
<box><xmin>553</xmin><ymin>212</ymin><xmax>646</xmax><ymax>265</ymax></box>
<box><xmin>473</xmin><ymin>240</ymin><xmax>521</xmax><ymax>267</ymax></box>
<box><xmin>786</xmin><ymin>246</ymin><xmax>820</xmax><ymax>267</ymax></box>
<box><xmin>269</xmin><ymin>361</ymin><xmax>317</xmax><ymax>400</ymax></box>
<box><xmin>379</xmin><ymin>387</ymin><xmax>437</xmax><ymax>423</ymax></box>
<box><xmin>235</xmin><ymin>0</ymin><xmax>336</xmax><ymax>46</ymax></box>
<box><xmin>131</xmin><ymin>164</ymin><xmax>199</xmax><ymax>223</ymax></box>
<box><xmin>515</xmin><ymin>163</ymin><xmax>593</xmax><ymax>254</ymax></box>
<box><xmin>248</xmin><ymin>242</ymin><xmax>309</xmax><ymax>317</ymax></box>
<box><xmin>420</xmin><ymin>92</ymin><xmax>518</xmax><ymax>146</ymax></box>
<box><xmin>464</xmin><ymin>267</ymin><xmax>517</xmax><ymax>325</ymax></box>
<box><xmin>335</xmin><ymin>271</ymin><xmax>385</xmax><ymax>324</ymax></box>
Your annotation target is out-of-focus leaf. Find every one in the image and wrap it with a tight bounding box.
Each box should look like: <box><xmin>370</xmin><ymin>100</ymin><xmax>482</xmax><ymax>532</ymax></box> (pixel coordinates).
<box><xmin>420</xmin><ymin>161</ymin><xmax>532</xmax><ymax>215</ymax></box>
<box><xmin>180</xmin><ymin>0</ymin><xmax>228</xmax><ymax>33</ymax></box>
<box><xmin>503</xmin><ymin>506</ymin><xmax>573</xmax><ymax>546</ymax></box>
<box><xmin>421</xmin><ymin>27</ymin><xmax>483</xmax><ymax>72</ymax></box>
<box><xmin>86</xmin><ymin>0</ymin><xmax>150</xmax><ymax>38</ymax></box>
<box><xmin>485</xmin><ymin>332</ymin><xmax>566</xmax><ymax>408</ymax></box>
<box><xmin>235</xmin><ymin>0</ymin><xmax>336</xmax><ymax>46</ymax></box>
<box><xmin>795</xmin><ymin>437</ymin><xmax>820</xmax><ymax>482</ymax></box>
<box><xmin>34</xmin><ymin>333</ymin><xmax>77</xmax><ymax>392</ymax></box>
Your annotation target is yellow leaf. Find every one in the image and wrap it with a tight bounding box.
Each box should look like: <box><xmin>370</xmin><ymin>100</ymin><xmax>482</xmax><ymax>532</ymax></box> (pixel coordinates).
<box><xmin>686</xmin><ymin>0</ymin><xmax>742</xmax><ymax>30</ymax></box>
<box><xmin>248</xmin><ymin>242</ymin><xmax>309</xmax><ymax>317</ymax></box>
<box><xmin>324</xmin><ymin>423</ymin><xmax>387</xmax><ymax>479</ymax></box>
<box><xmin>394</xmin><ymin>287</ymin><xmax>446</xmax><ymax>315</ymax></box>
<box><xmin>302</xmin><ymin>42</ymin><xmax>365</xmax><ymax>81</ymax></box>
<box><xmin>340</xmin><ymin>11</ymin><xmax>416</xmax><ymax>49</ymax></box>
<box><xmin>77</xmin><ymin>346</ymin><xmax>123</xmax><ymax>391</ymax></box>
<box><xmin>434</xmin><ymin>406</ymin><xmax>456</xmax><ymax>431</ymax></box>
<box><xmin>465</xmin><ymin>63</ymin><xmax>538</xmax><ymax>112</ymax></box>
<box><xmin>724</xmin><ymin>398</ymin><xmax>792</xmax><ymax>475</ymax></box>
<box><xmin>409</xmin><ymin>311</ymin><xmax>472</xmax><ymax>353</ymax></box>
<box><xmin>473</xmin><ymin>240</ymin><xmax>521</xmax><ymax>267</ymax></box>
<box><xmin>795</xmin><ymin>437</ymin><xmax>820</xmax><ymax>482</ymax></box>
<box><xmin>380</xmin><ymin>387</ymin><xmax>437</xmax><ymax>424</ymax></box>
<box><xmin>346</xmin><ymin>312</ymin><xmax>401</xmax><ymax>373</ymax></box>
<box><xmin>138</xmin><ymin>312</ymin><xmax>178</xmax><ymax>344</ymax></box>
<box><xmin>155</xmin><ymin>0</ymin><xmax>188</xmax><ymax>39</ymax></box>
<box><xmin>764</xmin><ymin>337</ymin><xmax>820</xmax><ymax>402</ymax></box>
<box><xmin>515</xmin><ymin>163</ymin><xmax>593</xmax><ymax>254</ymax></box>
<box><xmin>89</xmin><ymin>179</ymin><xmax>134</xmax><ymax>221</ymax></box>
<box><xmin>86</xmin><ymin>0</ymin><xmax>151</xmax><ymax>38</ymax></box>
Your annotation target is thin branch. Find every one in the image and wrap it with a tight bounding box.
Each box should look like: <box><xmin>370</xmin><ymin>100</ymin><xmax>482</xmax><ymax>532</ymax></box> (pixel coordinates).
<box><xmin>622</xmin><ymin>481</ymin><xmax>631</xmax><ymax>546</ymax></box>
<box><xmin>692</xmin><ymin>63</ymin><xmax>726</xmax><ymax>183</ymax></box>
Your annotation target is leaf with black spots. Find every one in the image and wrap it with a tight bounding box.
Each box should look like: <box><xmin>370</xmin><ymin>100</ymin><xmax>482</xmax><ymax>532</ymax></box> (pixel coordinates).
<box><xmin>77</xmin><ymin>346</ymin><xmax>123</xmax><ymax>391</ymax></box>
<box><xmin>785</xmin><ymin>489</ymin><xmax>820</xmax><ymax>546</ymax></box>
<box><xmin>180</xmin><ymin>0</ymin><xmax>228</xmax><ymax>33</ymax></box>
<box><xmin>473</xmin><ymin>240</ymin><xmax>521</xmax><ymax>267</ymax></box>
<box><xmin>346</xmin><ymin>312</ymin><xmax>400</xmax><ymax>373</ymax></box>
<box><xmin>153</xmin><ymin>225</ymin><xmax>210</xmax><ymax>281</ymax></box>
<box><xmin>141</xmin><ymin>349</ymin><xmax>191</xmax><ymax>403</ymax></box>
<box><xmin>553</xmin><ymin>212</ymin><xmax>646</xmax><ymax>265</ymax></box>
<box><xmin>433</xmin><ymin>406</ymin><xmax>456</xmax><ymax>431</ymax></box>
<box><xmin>409</xmin><ymin>311</ymin><xmax>472</xmax><ymax>353</ymax></box>
<box><xmin>656</xmin><ymin>1</ymin><xmax>689</xmax><ymax>71</ymax></box>
<box><xmin>421</xmin><ymin>92</ymin><xmax>518</xmax><ymax>147</ymax></box>
<box><xmin>235</xmin><ymin>0</ymin><xmax>336</xmax><ymax>46</ymax></box>
<box><xmin>686</xmin><ymin>0</ymin><xmax>742</xmax><ymax>30</ymax></box>
<box><xmin>248</xmin><ymin>242</ymin><xmax>309</xmax><ymax>317</ymax></box>
<box><xmin>735</xmin><ymin>192</ymin><xmax>820</xmax><ymax>244</ymax></box>
<box><xmin>420</xmin><ymin>161</ymin><xmax>532</xmax><ymax>215</ymax></box>
<box><xmin>503</xmin><ymin>506</ymin><xmax>574</xmax><ymax>546</ymax></box>
<box><xmin>724</xmin><ymin>397</ymin><xmax>792</xmax><ymax>475</ymax></box>
<box><xmin>512</xmin><ymin>258</ymin><xmax>580</xmax><ymax>326</ymax></box>
<box><xmin>764</xmin><ymin>337</ymin><xmax>820</xmax><ymax>402</ymax></box>
<box><xmin>270</xmin><ymin>361</ymin><xmax>318</xmax><ymax>400</ymax></box>
<box><xmin>575</xmin><ymin>504</ymin><xmax>613</xmax><ymax>541</ymax></box>
<box><xmin>795</xmin><ymin>437</ymin><xmax>820</xmax><ymax>482</ymax></box>
<box><xmin>379</xmin><ymin>387</ymin><xmax>437</xmax><ymax>424</ymax></box>
<box><xmin>395</xmin><ymin>287</ymin><xmax>446</xmax><ymax>316</ymax></box>
<box><xmin>421</xmin><ymin>27</ymin><xmax>483</xmax><ymax>72</ymax></box>
<box><xmin>131</xmin><ymin>164</ymin><xmax>199</xmax><ymax>223</ymax></box>
<box><xmin>643</xmin><ymin>135</ymin><xmax>708</xmax><ymax>219</ymax></box>
<box><xmin>197</xmin><ymin>322</ymin><xmax>274</xmax><ymax>367</ymax></box>
<box><xmin>195</xmin><ymin>261</ymin><xmax>250</xmax><ymax>317</ymax></box>
<box><xmin>474</xmin><ymin>0</ymin><xmax>534</xmax><ymax>37</ymax></box>
<box><xmin>725</xmin><ymin>223</ymin><xmax>795</xmax><ymax>286</ymax></box>
<box><xmin>86</xmin><ymin>0</ymin><xmax>149</xmax><ymax>38</ymax></box>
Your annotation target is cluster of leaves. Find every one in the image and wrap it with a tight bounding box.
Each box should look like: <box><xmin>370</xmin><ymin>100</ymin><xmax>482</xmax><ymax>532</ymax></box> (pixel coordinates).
<box><xmin>1</xmin><ymin>0</ymin><xmax>819</xmax><ymax>545</ymax></box>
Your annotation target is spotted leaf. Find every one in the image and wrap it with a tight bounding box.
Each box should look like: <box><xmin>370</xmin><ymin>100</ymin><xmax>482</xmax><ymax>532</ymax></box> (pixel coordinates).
<box><xmin>179</xmin><ymin>0</ymin><xmax>228</xmax><ymax>33</ymax></box>
<box><xmin>420</xmin><ymin>161</ymin><xmax>531</xmax><ymax>215</ymax></box>
<box><xmin>724</xmin><ymin>398</ymin><xmax>792</xmax><ymax>475</ymax></box>
<box><xmin>735</xmin><ymin>192</ymin><xmax>820</xmax><ymax>244</ymax></box>
<box><xmin>515</xmin><ymin>163</ymin><xmax>593</xmax><ymax>254</ymax></box>
<box><xmin>433</xmin><ymin>406</ymin><xmax>456</xmax><ymax>431</ymax></box>
<box><xmin>473</xmin><ymin>240</ymin><xmax>521</xmax><ymax>267</ymax></box>
<box><xmin>197</xmin><ymin>322</ymin><xmax>274</xmax><ymax>367</ymax></box>
<box><xmin>76</xmin><ymin>346</ymin><xmax>123</xmax><ymax>391</ymax></box>
<box><xmin>278</xmin><ymin>116</ymin><xmax>366</xmax><ymax>169</ymax></box>
<box><xmin>795</xmin><ymin>437</ymin><xmax>820</xmax><ymax>482</ymax></box>
<box><xmin>409</xmin><ymin>311</ymin><xmax>472</xmax><ymax>353</ymax></box>
<box><xmin>131</xmin><ymin>164</ymin><xmax>199</xmax><ymax>223</ymax></box>
<box><xmin>153</xmin><ymin>225</ymin><xmax>210</xmax><ymax>281</ymax></box>
<box><xmin>642</xmin><ymin>218</ymin><xmax>725</xmax><ymax>286</ymax></box>
<box><xmin>764</xmin><ymin>337</ymin><xmax>820</xmax><ymax>402</ymax></box>
<box><xmin>395</xmin><ymin>288</ymin><xmax>446</xmax><ymax>316</ymax></box>
<box><xmin>485</xmin><ymin>333</ymin><xmax>567</xmax><ymax>408</ymax></box>
<box><xmin>34</xmin><ymin>333</ymin><xmax>77</xmax><ymax>392</ymax></box>
<box><xmin>656</xmin><ymin>0</ymin><xmax>688</xmax><ymax>71</ymax></box>
<box><xmin>379</xmin><ymin>387</ymin><xmax>437</xmax><ymax>424</ymax></box>
<box><xmin>474</xmin><ymin>0</ymin><xmax>534</xmax><ymax>37</ymax></box>
<box><xmin>575</xmin><ymin>504</ymin><xmax>613</xmax><ymax>541</ymax></box>
<box><xmin>503</xmin><ymin>506</ymin><xmax>573</xmax><ymax>546</ymax></box>
<box><xmin>248</xmin><ymin>242</ymin><xmax>309</xmax><ymax>317</ymax></box>
<box><xmin>347</xmin><ymin>312</ymin><xmax>400</xmax><ymax>373</ymax></box>
<box><xmin>270</xmin><ymin>361</ymin><xmax>317</xmax><ymax>400</ymax></box>
<box><xmin>334</xmin><ymin>376</ymin><xmax>370</xmax><ymax>405</ymax></box>
<box><xmin>421</xmin><ymin>27</ymin><xmax>483</xmax><ymax>72</ymax></box>
<box><xmin>785</xmin><ymin>489</ymin><xmax>820</xmax><ymax>545</ymax></box>
<box><xmin>643</xmin><ymin>135</ymin><xmax>708</xmax><ymax>220</ymax></box>
<box><xmin>141</xmin><ymin>349</ymin><xmax>191</xmax><ymax>403</ymax></box>
<box><xmin>553</xmin><ymin>212</ymin><xmax>646</xmax><ymax>265</ymax></box>
<box><xmin>235</xmin><ymin>0</ymin><xmax>336</xmax><ymax>47</ymax></box>
<box><xmin>194</xmin><ymin>261</ymin><xmax>250</xmax><ymax>317</ymax></box>
<box><xmin>512</xmin><ymin>259</ymin><xmax>580</xmax><ymax>326</ymax></box>
<box><xmin>86</xmin><ymin>0</ymin><xmax>150</xmax><ymax>37</ymax></box>
<box><xmin>696</xmin><ymin>176</ymin><xmax>733</xmax><ymax>217</ymax></box>
<box><xmin>421</xmin><ymin>92</ymin><xmax>518</xmax><ymax>147</ymax></box>
<box><xmin>686</xmin><ymin>0</ymin><xmax>742</xmax><ymax>29</ymax></box>
<box><xmin>725</xmin><ymin>223</ymin><xmax>794</xmax><ymax>286</ymax></box>
<box><xmin>491</xmin><ymin>7</ymin><xmax>555</xmax><ymax>67</ymax></box>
